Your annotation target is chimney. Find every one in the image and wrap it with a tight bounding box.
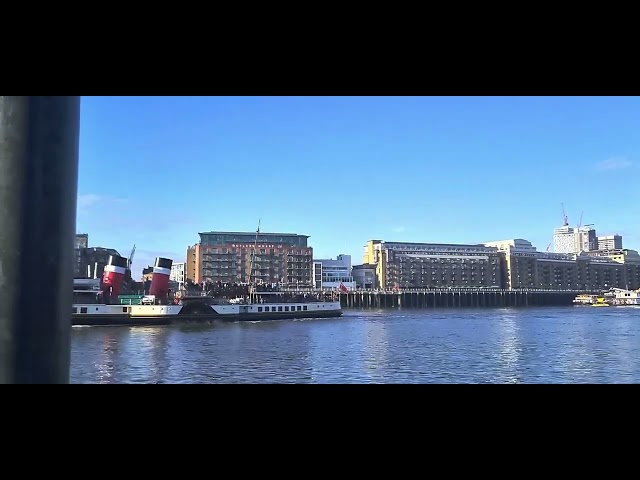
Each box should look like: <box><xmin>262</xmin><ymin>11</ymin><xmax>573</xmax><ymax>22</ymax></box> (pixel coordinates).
<box><xmin>149</xmin><ymin>257</ymin><xmax>173</xmax><ymax>298</ymax></box>
<box><xmin>101</xmin><ymin>254</ymin><xmax>128</xmax><ymax>303</ymax></box>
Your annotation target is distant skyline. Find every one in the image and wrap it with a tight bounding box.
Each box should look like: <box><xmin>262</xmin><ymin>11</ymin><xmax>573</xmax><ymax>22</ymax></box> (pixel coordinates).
<box><xmin>76</xmin><ymin>96</ymin><xmax>640</xmax><ymax>276</ymax></box>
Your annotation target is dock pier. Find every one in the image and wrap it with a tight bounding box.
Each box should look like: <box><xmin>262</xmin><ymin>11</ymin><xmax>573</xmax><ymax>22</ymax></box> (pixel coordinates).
<box><xmin>338</xmin><ymin>289</ymin><xmax>580</xmax><ymax>309</ymax></box>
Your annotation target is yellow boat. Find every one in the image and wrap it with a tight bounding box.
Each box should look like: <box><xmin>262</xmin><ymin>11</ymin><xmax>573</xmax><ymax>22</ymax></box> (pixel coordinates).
<box><xmin>592</xmin><ymin>297</ymin><xmax>610</xmax><ymax>307</ymax></box>
<box><xmin>574</xmin><ymin>294</ymin><xmax>597</xmax><ymax>305</ymax></box>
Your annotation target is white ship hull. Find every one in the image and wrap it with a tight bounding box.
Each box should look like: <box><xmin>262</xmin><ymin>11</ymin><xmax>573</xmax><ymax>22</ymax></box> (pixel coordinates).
<box><xmin>573</xmin><ymin>289</ymin><xmax>640</xmax><ymax>307</ymax></box>
<box><xmin>72</xmin><ymin>301</ymin><xmax>343</xmax><ymax>327</ymax></box>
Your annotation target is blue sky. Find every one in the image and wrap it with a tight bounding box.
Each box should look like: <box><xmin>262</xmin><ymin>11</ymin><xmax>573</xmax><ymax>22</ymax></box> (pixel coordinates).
<box><xmin>76</xmin><ymin>96</ymin><xmax>640</xmax><ymax>277</ymax></box>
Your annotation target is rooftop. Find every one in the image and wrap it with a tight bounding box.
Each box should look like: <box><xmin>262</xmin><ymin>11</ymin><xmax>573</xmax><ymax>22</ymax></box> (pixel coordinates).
<box><xmin>584</xmin><ymin>248</ymin><xmax>640</xmax><ymax>260</ymax></box>
<box><xmin>353</xmin><ymin>264</ymin><xmax>377</xmax><ymax>269</ymax></box>
<box><xmin>199</xmin><ymin>231</ymin><xmax>309</xmax><ymax>238</ymax></box>
<box><xmin>83</xmin><ymin>246</ymin><xmax>120</xmax><ymax>255</ymax></box>
<box><xmin>554</xmin><ymin>226</ymin><xmax>575</xmax><ymax>233</ymax></box>
<box><xmin>377</xmin><ymin>240</ymin><xmax>493</xmax><ymax>248</ymax></box>
<box><xmin>484</xmin><ymin>238</ymin><xmax>535</xmax><ymax>246</ymax></box>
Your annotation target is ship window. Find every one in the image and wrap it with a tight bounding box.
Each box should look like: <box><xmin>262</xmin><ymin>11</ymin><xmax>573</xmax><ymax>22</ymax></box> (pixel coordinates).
<box><xmin>272</xmin><ymin>307</ymin><xmax>277</xmax><ymax>312</ymax></box>
<box><xmin>72</xmin><ymin>307</ymin><xmax>77</xmax><ymax>314</ymax></box>
<box><xmin>258</xmin><ymin>307</ymin><xmax>263</xmax><ymax>312</ymax></box>
<box><xmin>122</xmin><ymin>307</ymin><xmax>127</xmax><ymax>313</ymax></box>
<box><xmin>285</xmin><ymin>306</ymin><xmax>289</xmax><ymax>311</ymax></box>
<box><xmin>297</xmin><ymin>306</ymin><xmax>302</xmax><ymax>311</ymax></box>
<box><xmin>80</xmin><ymin>307</ymin><xmax>88</xmax><ymax>314</ymax></box>
<box><xmin>278</xmin><ymin>306</ymin><xmax>283</xmax><ymax>312</ymax></box>
<box><xmin>303</xmin><ymin>306</ymin><xmax>308</xmax><ymax>311</ymax></box>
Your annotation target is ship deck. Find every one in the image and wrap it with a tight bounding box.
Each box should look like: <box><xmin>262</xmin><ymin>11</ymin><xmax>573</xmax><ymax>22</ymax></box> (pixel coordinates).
<box><xmin>72</xmin><ymin>300</ymin><xmax>342</xmax><ymax>327</ymax></box>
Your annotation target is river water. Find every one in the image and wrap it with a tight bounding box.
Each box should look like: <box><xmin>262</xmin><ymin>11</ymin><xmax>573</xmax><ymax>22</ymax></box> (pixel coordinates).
<box><xmin>70</xmin><ymin>307</ymin><xmax>640</xmax><ymax>383</ymax></box>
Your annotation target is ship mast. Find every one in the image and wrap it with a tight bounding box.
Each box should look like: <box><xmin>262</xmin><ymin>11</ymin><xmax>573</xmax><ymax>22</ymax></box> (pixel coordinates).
<box><xmin>249</xmin><ymin>219</ymin><xmax>261</xmax><ymax>286</ymax></box>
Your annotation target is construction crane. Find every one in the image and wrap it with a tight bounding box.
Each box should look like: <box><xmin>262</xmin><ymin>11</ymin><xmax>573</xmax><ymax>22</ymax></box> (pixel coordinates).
<box><xmin>546</xmin><ymin>243</ymin><xmax>551</xmax><ymax>252</ymax></box>
<box><xmin>128</xmin><ymin>244</ymin><xmax>136</xmax><ymax>270</ymax></box>
<box><xmin>561</xmin><ymin>203</ymin><xmax>569</xmax><ymax>226</ymax></box>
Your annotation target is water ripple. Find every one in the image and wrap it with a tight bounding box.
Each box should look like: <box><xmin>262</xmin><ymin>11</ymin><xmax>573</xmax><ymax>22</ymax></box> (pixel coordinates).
<box><xmin>70</xmin><ymin>307</ymin><xmax>640</xmax><ymax>384</ymax></box>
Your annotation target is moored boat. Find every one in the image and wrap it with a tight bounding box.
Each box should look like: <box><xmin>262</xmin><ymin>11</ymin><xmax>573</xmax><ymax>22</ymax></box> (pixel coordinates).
<box><xmin>573</xmin><ymin>294</ymin><xmax>598</xmax><ymax>305</ymax></box>
<box><xmin>609</xmin><ymin>288</ymin><xmax>640</xmax><ymax>306</ymax></box>
<box><xmin>72</xmin><ymin>255</ymin><xmax>343</xmax><ymax>327</ymax></box>
<box><xmin>573</xmin><ymin>288</ymin><xmax>640</xmax><ymax>307</ymax></box>
<box><xmin>72</xmin><ymin>298</ymin><xmax>342</xmax><ymax>326</ymax></box>
<box><xmin>591</xmin><ymin>297</ymin><xmax>610</xmax><ymax>307</ymax></box>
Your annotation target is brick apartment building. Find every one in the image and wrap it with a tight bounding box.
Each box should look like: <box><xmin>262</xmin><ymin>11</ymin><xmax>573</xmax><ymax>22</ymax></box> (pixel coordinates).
<box><xmin>187</xmin><ymin>231</ymin><xmax>313</xmax><ymax>285</ymax></box>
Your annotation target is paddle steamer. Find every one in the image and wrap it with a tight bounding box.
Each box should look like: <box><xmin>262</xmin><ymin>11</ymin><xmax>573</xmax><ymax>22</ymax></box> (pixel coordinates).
<box><xmin>73</xmin><ymin>255</ymin><xmax>342</xmax><ymax>327</ymax></box>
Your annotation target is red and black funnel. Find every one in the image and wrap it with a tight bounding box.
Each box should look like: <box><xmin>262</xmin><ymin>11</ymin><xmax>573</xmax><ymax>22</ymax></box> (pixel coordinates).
<box><xmin>101</xmin><ymin>254</ymin><xmax>128</xmax><ymax>303</ymax></box>
<box><xmin>149</xmin><ymin>257</ymin><xmax>173</xmax><ymax>298</ymax></box>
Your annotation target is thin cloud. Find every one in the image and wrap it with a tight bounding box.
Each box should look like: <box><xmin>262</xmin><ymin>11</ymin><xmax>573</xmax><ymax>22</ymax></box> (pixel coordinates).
<box><xmin>595</xmin><ymin>157</ymin><xmax>633</xmax><ymax>171</ymax></box>
<box><xmin>77</xmin><ymin>194</ymin><xmax>127</xmax><ymax>212</ymax></box>
<box><xmin>77</xmin><ymin>194</ymin><xmax>104</xmax><ymax>209</ymax></box>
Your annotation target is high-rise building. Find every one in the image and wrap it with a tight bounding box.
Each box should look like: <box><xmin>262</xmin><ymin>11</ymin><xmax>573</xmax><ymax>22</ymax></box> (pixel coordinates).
<box><xmin>553</xmin><ymin>225</ymin><xmax>597</xmax><ymax>254</ymax></box>
<box><xmin>597</xmin><ymin>235</ymin><xmax>623</xmax><ymax>251</ymax></box>
<box><xmin>188</xmin><ymin>231</ymin><xmax>313</xmax><ymax>285</ymax></box>
<box><xmin>576</xmin><ymin>226</ymin><xmax>597</xmax><ymax>252</ymax></box>
<box><xmin>553</xmin><ymin>226</ymin><xmax>576</xmax><ymax>253</ymax></box>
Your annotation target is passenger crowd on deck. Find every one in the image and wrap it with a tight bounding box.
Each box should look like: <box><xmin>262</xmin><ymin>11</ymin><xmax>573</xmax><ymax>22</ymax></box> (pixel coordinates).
<box><xmin>182</xmin><ymin>280</ymin><xmax>331</xmax><ymax>302</ymax></box>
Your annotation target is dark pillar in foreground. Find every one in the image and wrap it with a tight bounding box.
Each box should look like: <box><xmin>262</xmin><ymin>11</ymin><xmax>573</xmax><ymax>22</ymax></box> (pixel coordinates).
<box><xmin>0</xmin><ymin>96</ymin><xmax>81</xmax><ymax>384</ymax></box>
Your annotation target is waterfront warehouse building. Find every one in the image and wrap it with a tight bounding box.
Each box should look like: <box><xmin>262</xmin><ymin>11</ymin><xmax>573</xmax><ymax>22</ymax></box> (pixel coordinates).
<box><xmin>485</xmin><ymin>239</ymin><xmax>628</xmax><ymax>290</ymax></box>
<box><xmin>363</xmin><ymin>238</ymin><xmax>640</xmax><ymax>291</ymax></box>
<box><xmin>187</xmin><ymin>231</ymin><xmax>313</xmax><ymax>285</ymax></box>
<box><xmin>363</xmin><ymin>240</ymin><xmax>504</xmax><ymax>290</ymax></box>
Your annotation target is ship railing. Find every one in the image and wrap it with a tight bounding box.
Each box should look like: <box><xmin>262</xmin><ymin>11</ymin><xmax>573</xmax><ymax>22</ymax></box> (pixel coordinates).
<box><xmin>249</xmin><ymin>290</ymin><xmax>338</xmax><ymax>303</ymax></box>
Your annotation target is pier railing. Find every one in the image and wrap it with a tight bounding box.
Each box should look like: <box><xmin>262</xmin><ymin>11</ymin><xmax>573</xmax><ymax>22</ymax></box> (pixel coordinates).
<box><xmin>323</xmin><ymin>288</ymin><xmax>600</xmax><ymax>294</ymax></box>
<box><xmin>332</xmin><ymin>288</ymin><xmax>587</xmax><ymax>309</ymax></box>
